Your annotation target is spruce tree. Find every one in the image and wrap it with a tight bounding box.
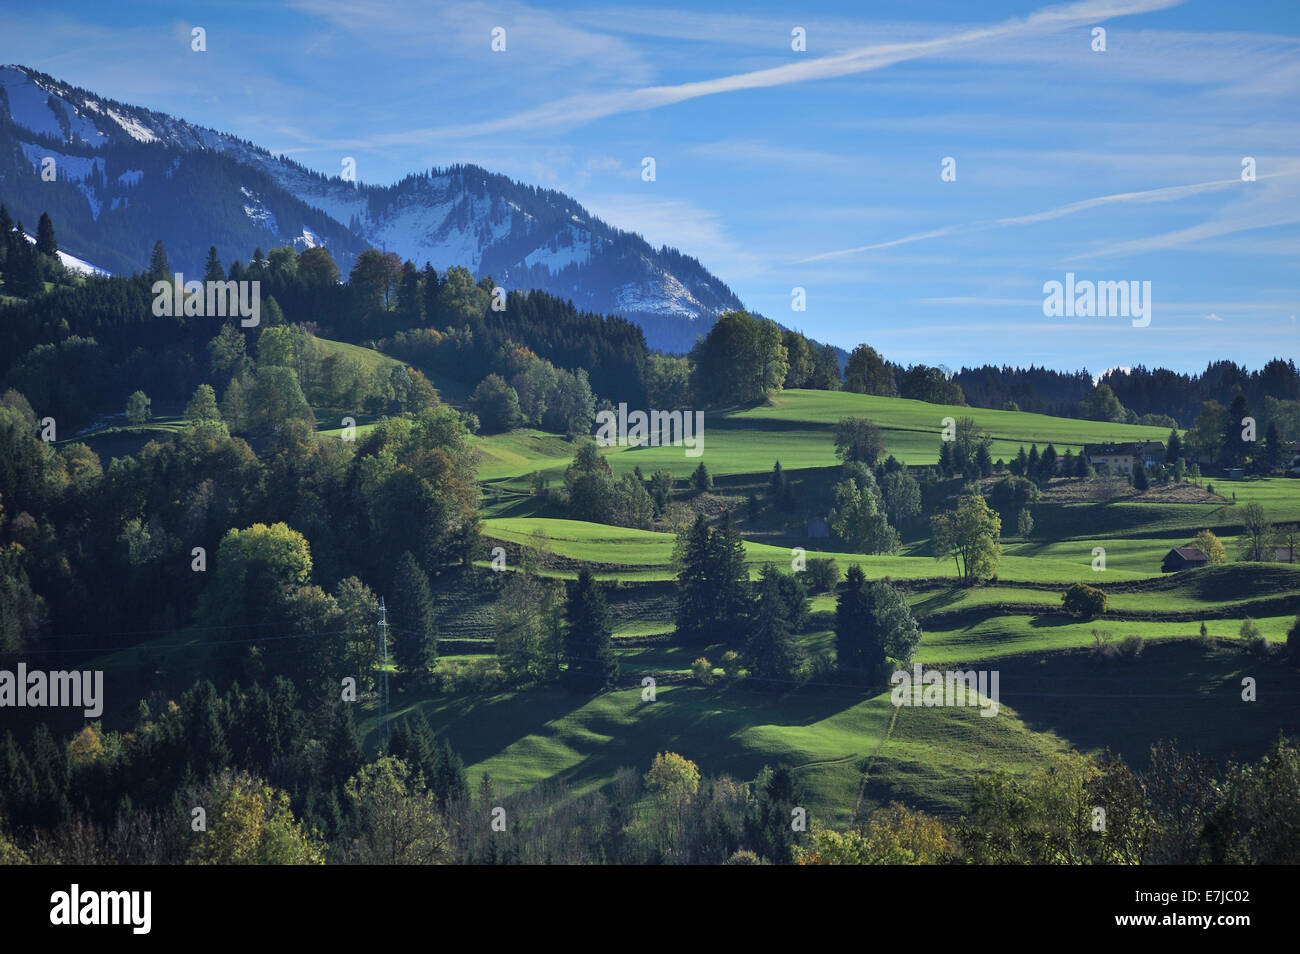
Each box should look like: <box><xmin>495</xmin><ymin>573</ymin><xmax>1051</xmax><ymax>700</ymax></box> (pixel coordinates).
<box><xmin>421</xmin><ymin>263</ymin><xmax>440</xmax><ymax>320</ymax></box>
<box><xmin>690</xmin><ymin>461</ymin><xmax>713</xmax><ymax>491</ymax></box>
<box><xmin>834</xmin><ymin>565</ymin><xmax>883</xmax><ymax>674</ymax></box>
<box><xmin>430</xmin><ymin>738</ymin><xmax>469</xmax><ymax>812</ymax></box>
<box><xmin>35</xmin><ymin>212</ymin><xmax>57</xmax><ymax>256</ymax></box>
<box><xmin>745</xmin><ymin>572</ymin><xmax>800</xmax><ymax>683</ymax></box>
<box><xmin>7</xmin><ymin>221</ymin><xmax>40</xmax><ymax>296</ymax></box>
<box><xmin>675</xmin><ymin>515</ymin><xmax>714</xmax><ymax>643</ymax></box>
<box><xmin>1040</xmin><ymin>443</ymin><xmax>1057</xmax><ymax>479</ymax></box>
<box><xmin>563</xmin><ymin>570</ymin><xmax>618</xmax><ymax>691</ymax></box>
<box><xmin>323</xmin><ymin>699</ymin><xmax>364</xmax><ymax>791</ymax></box>
<box><xmin>709</xmin><ymin>510</ymin><xmax>751</xmax><ymax>642</ymax></box>
<box><xmin>1132</xmin><ymin>462</ymin><xmax>1149</xmax><ymax>491</ymax></box>
<box><xmin>390</xmin><ymin>552</ymin><xmax>437</xmax><ymax>676</ymax></box>
<box><xmin>1166</xmin><ymin>429</ymin><xmax>1183</xmax><ymax>464</ymax></box>
<box><xmin>1075</xmin><ymin>451</ymin><xmax>1092</xmax><ymax>478</ymax></box>
<box><xmin>761</xmin><ymin>563</ymin><xmax>809</xmax><ymax>632</ymax></box>
<box><xmin>938</xmin><ymin>441</ymin><xmax>954</xmax><ymax>477</ymax></box>
<box><xmin>1263</xmin><ymin>422</ymin><xmax>1283</xmax><ymax>474</ymax></box>
<box><xmin>148</xmin><ymin>239</ymin><xmax>170</xmax><ymax>282</ymax></box>
<box><xmin>204</xmin><ymin>245</ymin><xmax>226</xmax><ymax>282</ymax></box>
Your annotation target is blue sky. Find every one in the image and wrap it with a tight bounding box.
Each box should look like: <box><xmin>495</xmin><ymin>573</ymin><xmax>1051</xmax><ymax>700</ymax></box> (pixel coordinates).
<box><xmin>6</xmin><ymin>0</ymin><xmax>1299</xmax><ymax>373</ymax></box>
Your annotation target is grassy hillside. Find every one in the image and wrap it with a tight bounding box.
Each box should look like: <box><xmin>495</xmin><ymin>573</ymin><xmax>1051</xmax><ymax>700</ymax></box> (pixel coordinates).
<box><xmin>473</xmin><ymin>389</ymin><xmax>1174</xmax><ymax>485</ymax></box>
<box><xmin>434</xmin><ymin>381</ymin><xmax>1300</xmax><ymax>824</ymax></box>
<box><xmin>361</xmin><ymin>637</ymin><xmax>1296</xmax><ymax>824</ymax></box>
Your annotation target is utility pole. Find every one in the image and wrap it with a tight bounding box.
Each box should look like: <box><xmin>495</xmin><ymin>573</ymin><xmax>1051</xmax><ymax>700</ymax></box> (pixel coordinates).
<box><xmin>378</xmin><ymin>597</ymin><xmax>390</xmax><ymax>750</ymax></box>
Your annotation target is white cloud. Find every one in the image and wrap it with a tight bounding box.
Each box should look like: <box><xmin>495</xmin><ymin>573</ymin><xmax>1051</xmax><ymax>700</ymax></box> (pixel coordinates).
<box><xmin>799</xmin><ymin>170</ymin><xmax>1300</xmax><ymax>263</ymax></box>
<box><xmin>366</xmin><ymin>0</ymin><xmax>1185</xmax><ymax>143</ymax></box>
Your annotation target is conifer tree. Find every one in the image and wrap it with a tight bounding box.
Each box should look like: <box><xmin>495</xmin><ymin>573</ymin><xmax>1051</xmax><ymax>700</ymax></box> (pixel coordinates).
<box><xmin>835</xmin><ymin>565</ymin><xmax>883</xmax><ymax>674</ymax></box>
<box><xmin>1132</xmin><ymin>462</ymin><xmax>1149</xmax><ymax>491</ymax></box>
<box><xmin>204</xmin><ymin>245</ymin><xmax>226</xmax><ymax>282</ymax></box>
<box><xmin>563</xmin><ymin>570</ymin><xmax>618</xmax><ymax>691</ymax></box>
<box><xmin>390</xmin><ymin>552</ymin><xmax>437</xmax><ymax>676</ymax></box>
<box><xmin>675</xmin><ymin>515</ymin><xmax>714</xmax><ymax>643</ymax></box>
<box><xmin>35</xmin><ymin>212</ymin><xmax>57</xmax><ymax>256</ymax></box>
<box><xmin>1263</xmin><ymin>422</ymin><xmax>1283</xmax><ymax>474</ymax></box>
<box><xmin>323</xmin><ymin>699</ymin><xmax>364</xmax><ymax>790</ymax></box>
<box><xmin>938</xmin><ymin>440</ymin><xmax>954</xmax><ymax>477</ymax></box>
<box><xmin>709</xmin><ymin>511</ymin><xmax>751</xmax><ymax>641</ymax></box>
<box><xmin>421</xmin><ymin>263</ymin><xmax>440</xmax><ymax>320</ymax></box>
<box><xmin>1075</xmin><ymin>451</ymin><xmax>1092</xmax><ymax>478</ymax></box>
<box><xmin>1166</xmin><ymin>429</ymin><xmax>1183</xmax><ymax>464</ymax></box>
<box><xmin>429</xmin><ymin>737</ymin><xmax>469</xmax><ymax>812</ymax></box>
<box><xmin>1040</xmin><ymin>443</ymin><xmax>1057</xmax><ymax>480</ymax></box>
<box><xmin>6</xmin><ymin>221</ymin><xmax>40</xmax><ymax>296</ymax></box>
<box><xmin>746</xmin><ymin>573</ymin><xmax>800</xmax><ymax>683</ymax></box>
<box><xmin>148</xmin><ymin>239</ymin><xmax>170</xmax><ymax>282</ymax></box>
<box><xmin>690</xmin><ymin>460</ymin><xmax>713</xmax><ymax>491</ymax></box>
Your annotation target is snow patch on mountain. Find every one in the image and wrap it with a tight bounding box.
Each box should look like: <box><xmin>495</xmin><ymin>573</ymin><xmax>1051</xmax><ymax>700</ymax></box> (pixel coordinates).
<box><xmin>21</xmin><ymin>231</ymin><xmax>109</xmax><ymax>277</ymax></box>
<box><xmin>0</xmin><ymin>67</ymin><xmax>105</xmax><ymax>144</ymax></box>
<box><xmin>105</xmin><ymin>108</ymin><xmax>157</xmax><ymax>143</ymax></box>
<box><xmin>240</xmin><ymin>186</ymin><xmax>277</xmax><ymax>232</ymax></box>
<box><xmin>19</xmin><ymin>143</ymin><xmax>102</xmax><ymax>182</ymax></box>
<box><xmin>524</xmin><ymin>227</ymin><xmax>594</xmax><ymax>273</ymax></box>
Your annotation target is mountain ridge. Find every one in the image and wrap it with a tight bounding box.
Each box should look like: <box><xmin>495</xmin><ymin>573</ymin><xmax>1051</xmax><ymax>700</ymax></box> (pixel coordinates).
<box><xmin>0</xmin><ymin>63</ymin><xmax>744</xmax><ymax>351</ymax></box>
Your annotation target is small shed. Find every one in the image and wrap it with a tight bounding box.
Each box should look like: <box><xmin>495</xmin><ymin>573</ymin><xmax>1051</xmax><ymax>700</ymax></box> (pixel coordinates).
<box><xmin>806</xmin><ymin>516</ymin><xmax>829</xmax><ymax>539</ymax></box>
<box><xmin>1162</xmin><ymin>546</ymin><xmax>1209</xmax><ymax>573</ymax></box>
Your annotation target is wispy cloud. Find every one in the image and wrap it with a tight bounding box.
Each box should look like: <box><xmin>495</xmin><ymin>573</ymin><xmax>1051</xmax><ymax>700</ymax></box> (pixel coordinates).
<box><xmin>797</xmin><ymin>171</ymin><xmax>1298</xmax><ymax>263</ymax></box>
<box><xmin>1064</xmin><ymin>187</ymin><xmax>1300</xmax><ymax>261</ymax></box>
<box><xmin>348</xmin><ymin>0</ymin><xmax>1185</xmax><ymax>144</ymax></box>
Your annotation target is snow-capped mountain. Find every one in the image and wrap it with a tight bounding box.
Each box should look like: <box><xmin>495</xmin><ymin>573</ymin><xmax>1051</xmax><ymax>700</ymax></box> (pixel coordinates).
<box><xmin>0</xmin><ymin>65</ymin><xmax>744</xmax><ymax>351</ymax></box>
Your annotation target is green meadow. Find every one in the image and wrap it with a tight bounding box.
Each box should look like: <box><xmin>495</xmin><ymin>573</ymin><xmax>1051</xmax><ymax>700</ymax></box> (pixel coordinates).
<box><xmin>372</xmin><ymin>382</ymin><xmax>1300</xmax><ymax>823</ymax></box>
